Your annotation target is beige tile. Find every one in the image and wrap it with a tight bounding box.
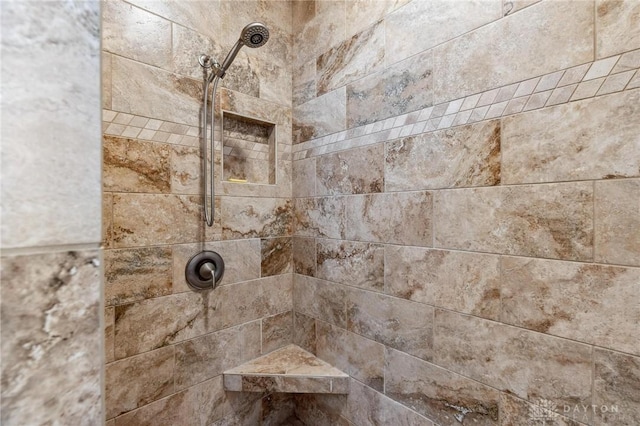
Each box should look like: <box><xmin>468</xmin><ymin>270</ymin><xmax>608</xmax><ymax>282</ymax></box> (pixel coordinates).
<box><xmin>293</xmin><ymin>393</ymin><xmax>349</xmax><ymax>426</ymax></box>
<box><xmin>293</xmin><ymin>311</ymin><xmax>317</xmax><ymax>354</ymax></box>
<box><xmin>170</xmin><ymin>144</ymin><xmax>201</xmax><ymax>195</ymax></box>
<box><xmin>105</xmin><ymin>346</ymin><xmax>175</xmax><ymax>419</ymax></box>
<box><xmin>501</xmin><ymin>257</ymin><xmax>640</xmax><ymax>355</ymax></box>
<box><xmin>293</xmin><ymin>237</ymin><xmax>316</xmax><ymax>277</ymax></box>
<box><xmin>499</xmin><ymin>393</ymin><xmax>583</xmax><ymax>426</ymax></box>
<box><xmin>385</xmin><ymin>120</ymin><xmax>500</xmax><ymax>191</ymax></box>
<box><xmin>293</xmin><ymin>158</ymin><xmax>316</xmax><ymax>198</ymax></box>
<box><xmin>221</xmin><ymin>197</ymin><xmax>292</xmax><ymax>239</ymax></box>
<box><xmin>293</xmin><ymin>0</ymin><xmax>346</xmax><ymax>67</ymax></box>
<box><xmin>345</xmin><ymin>0</ymin><xmax>407</xmax><ymax>39</ymax></box>
<box><xmin>385</xmin><ymin>247</ymin><xmax>501</xmax><ymax>320</ymax></box>
<box><xmin>316</xmin><ymin>239</ymin><xmax>384</xmax><ymax>292</ymax></box>
<box><xmin>294</xmin><ymin>197</ymin><xmax>345</xmax><ymax>240</ymax></box>
<box><xmin>433</xmin><ymin>0</ymin><xmax>593</xmax><ymax>103</ymax></box>
<box><xmin>103</xmin><ymin>193</ymin><xmax>114</xmax><ymax>248</ymax></box>
<box><xmin>596</xmin><ymin>0</ymin><xmax>640</xmax><ymax>58</ymax></box>
<box><xmin>611</xmin><ymin>48</ymin><xmax>640</xmax><ymax>73</ymax></box>
<box><xmin>104</xmin><ymin>247</ymin><xmax>172</xmax><ymax>306</ymax></box>
<box><xmin>316</xmin><ymin>144</ymin><xmax>384</xmax><ymax>195</ymax></box>
<box><xmin>293</xmin><ymin>275</ymin><xmax>347</xmax><ymax>328</ymax></box>
<box><xmin>103</xmin><ymin>52</ymin><xmax>112</xmax><ymax>109</ymax></box>
<box><xmin>105</xmin><ymin>307</ymin><xmax>115</xmax><ymax>364</ymax></box>
<box><xmin>434</xmin><ymin>310</ymin><xmax>592</xmax><ymax>419</ymax></box>
<box><xmin>570</xmin><ymin>77</ymin><xmax>605</xmax><ymax>100</ymax></box>
<box><xmin>597</xmin><ymin>69</ymin><xmax>636</xmax><ymax>95</ymax></box>
<box><xmin>385</xmin><ymin>348</ymin><xmax>500</xmax><ymax>425</ymax></box>
<box><xmin>293</xmin><ymin>58</ymin><xmax>316</xmax><ymax>107</ymax></box>
<box><xmin>545</xmin><ymin>84</ymin><xmax>577</xmax><ymax>106</ymax></box>
<box><xmin>261</xmin><ymin>237</ymin><xmax>293</xmax><ymax>277</ymax></box>
<box><xmin>347</xmin><ymin>288</ymin><xmax>433</xmax><ymax>360</ymax></box>
<box><xmin>503</xmin><ymin>90</ymin><xmax>640</xmax><ymax>184</ymax></box>
<box><xmin>262</xmin><ymin>311</ymin><xmax>293</xmax><ymax>354</ymax></box>
<box><xmin>595</xmin><ymin>179</ymin><xmax>640</xmax><ymax>266</ymax></box>
<box><xmin>593</xmin><ymin>349</ymin><xmax>640</xmax><ymax>425</ymax></box>
<box><xmin>434</xmin><ymin>183</ymin><xmax>594</xmax><ymax>261</ymax></box>
<box><xmin>171</xmin><ymin>23</ymin><xmax>222</xmax><ymax>80</ymax></box>
<box><xmin>293</xmin><ymin>88</ymin><xmax>346</xmax><ymax>144</ymax></box>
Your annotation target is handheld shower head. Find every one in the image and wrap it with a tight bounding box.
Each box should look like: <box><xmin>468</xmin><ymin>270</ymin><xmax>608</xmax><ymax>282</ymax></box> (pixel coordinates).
<box><xmin>216</xmin><ymin>22</ymin><xmax>269</xmax><ymax>79</ymax></box>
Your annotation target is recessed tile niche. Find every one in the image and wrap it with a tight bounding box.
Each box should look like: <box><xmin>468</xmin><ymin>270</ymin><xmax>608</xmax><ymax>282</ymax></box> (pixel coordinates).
<box><xmin>222</xmin><ymin>111</ymin><xmax>276</xmax><ymax>185</ymax></box>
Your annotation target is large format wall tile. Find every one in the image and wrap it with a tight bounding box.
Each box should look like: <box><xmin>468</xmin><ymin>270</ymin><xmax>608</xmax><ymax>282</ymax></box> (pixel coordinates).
<box><xmin>261</xmin><ymin>237</ymin><xmax>293</xmax><ymax>276</ymax></box>
<box><xmin>433</xmin><ymin>310</ymin><xmax>592</xmax><ymax>418</ymax></box>
<box><xmin>293</xmin><ymin>237</ymin><xmax>316</xmax><ymax>276</ymax></box>
<box><xmin>593</xmin><ymin>349</ymin><xmax>640</xmax><ymax>426</ymax></box>
<box><xmin>293</xmin><ymin>88</ymin><xmax>346</xmax><ymax>144</ymax></box>
<box><xmin>385</xmin><ymin>348</ymin><xmax>500</xmax><ymax>425</ymax></box>
<box><xmin>316</xmin><ymin>239</ymin><xmax>384</xmax><ymax>291</ymax></box>
<box><xmin>385</xmin><ymin>120</ymin><xmax>501</xmax><ymax>190</ymax></box>
<box><xmin>293</xmin><ymin>0</ymin><xmax>346</xmax><ymax>67</ymax></box>
<box><xmin>596</xmin><ymin>0</ymin><xmax>640</xmax><ymax>58</ymax></box>
<box><xmin>595</xmin><ymin>179</ymin><xmax>640</xmax><ymax>266</ymax></box>
<box><xmin>433</xmin><ymin>0</ymin><xmax>593</xmax><ymax>103</ymax></box>
<box><xmin>0</xmin><ymin>251</ymin><xmax>101</xmax><ymax>425</ymax></box>
<box><xmin>501</xmin><ymin>257</ymin><xmax>640</xmax><ymax>355</ymax></box>
<box><xmin>293</xmin><ymin>275</ymin><xmax>347</xmax><ymax>328</ymax></box>
<box><xmin>221</xmin><ymin>197</ymin><xmax>292</xmax><ymax>239</ymax></box>
<box><xmin>502</xmin><ymin>90</ymin><xmax>640</xmax><ymax>184</ymax></box>
<box><xmin>434</xmin><ymin>183</ymin><xmax>594</xmax><ymax>261</ymax></box>
<box><xmin>293</xmin><ymin>157</ymin><xmax>316</xmax><ymax>198</ymax></box>
<box><xmin>316</xmin><ymin>144</ymin><xmax>384</xmax><ymax>195</ymax></box>
<box><xmin>385</xmin><ymin>246</ymin><xmax>501</xmax><ymax>320</ymax></box>
<box><xmin>499</xmin><ymin>393</ymin><xmax>582</xmax><ymax>426</ymax></box>
<box><xmin>262</xmin><ymin>311</ymin><xmax>293</xmax><ymax>354</ymax></box>
<box><xmin>294</xmin><ymin>196</ymin><xmax>346</xmax><ymax>239</ymax></box>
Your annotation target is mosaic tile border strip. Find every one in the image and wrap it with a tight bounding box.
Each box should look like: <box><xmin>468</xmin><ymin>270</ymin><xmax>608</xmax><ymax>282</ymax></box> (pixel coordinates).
<box><xmin>293</xmin><ymin>49</ymin><xmax>640</xmax><ymax>161</ymax></box>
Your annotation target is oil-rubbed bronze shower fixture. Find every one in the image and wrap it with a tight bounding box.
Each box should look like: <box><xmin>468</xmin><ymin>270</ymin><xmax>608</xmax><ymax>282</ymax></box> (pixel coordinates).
<box><xmin>185</xmin><ymin>251</ymin><xmax>225</xmax><ymax>290</ymax></box>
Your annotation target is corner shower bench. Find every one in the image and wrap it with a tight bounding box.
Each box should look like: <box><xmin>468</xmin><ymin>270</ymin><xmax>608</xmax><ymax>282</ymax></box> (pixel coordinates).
<box><xmin>223</xmin><ymin>344</ymin><xmax>349</xmax><ymax>394</ymax></box>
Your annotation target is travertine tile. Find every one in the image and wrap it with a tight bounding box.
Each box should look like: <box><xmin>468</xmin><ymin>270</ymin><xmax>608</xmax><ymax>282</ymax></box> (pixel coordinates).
<box><xmin>317</xmin><ymin>21</ymin><xmax>384</xmax><ymax>96</ymax></box>
<box><xmin>104</xmin><ymin>246</ymin><xmax>172</xmax><ymax>306</ymax></box>
<box><xmin>501</xmin><ymin>257</ymin><xmax>640</xmax><ymax>355</ymax></box>
<box><xmin>385</xmin><ymin>247</ymin><xmax>501</xmax><ymax>320</ymax></box>
<box><xmin>293</xmin><ymin>0</ymin><xmax>346</xmax><ymax>66</ymax></box>
<box><xmin>171</xmin><ymin>23</ymin><xmax>221</xmax><ymax>80</ymax></box>
<box><xmin>433</xmin><ymin>310</ymin><xmax>592</xmax><ymax>418</ymax></box>
<box><xmin>0</xmin><ymin>251</ymin><xmax>101</xmax><ymax>425</ymax></box>
<box><xmin>262</xmin><ymin>393</ymin><xmax>296</xmax><ymax>426</ymax></box>
<box><xmin>103</xmin><ymin>192</ymin><xmax>114</xmax><ymax>248</ymax></box>
<box><xmin>385</xmin><ymin>120</ymin><xmax>500</xmax><ymax>191</ymax></box>
<box><xmin>174</xmin><ymin>321</ymin><xmax>261</xmax><ymax>391</ymax></box>
<box><xmin>546</xmin><ymin>84</ymin><xmax>577</xmax><ymax>106</ymax></box>
<box><xmin>293</xmin><ymin>311</ymin><xmax>317</xmax><ymax>354</ymax></box>
<box><xmin>434</xmin><ymin>183</ymin><xmax>594</xmax><ymax>261</ymax></box>
<box><xmin>571</xmin><ymin>78</ymin><xmax>605</xmax><ymax>100</ymax></box>
<box><xmin>262</xmin><ymin>311</ymin><xmax>293</xmax><ymax>354</ymax></box>
<box><xmin>316</xmin><ymin>239</ymin><xmax>384</xmax><ymax>292</ymax></box>
<box><xmin>385</xmin><ymin>0</ymin><xmax>501</xmax><ymax>65</ymax></box>
<box><xmin>293</xmin><ymin>58</ymin><xmax>317</xmax><ymax>107</ymax></box>
<box><xmin>316</xmin><ymin>321</ymin><xmax>385</xmax><ymax>391</ymax></box>
<box><xmin>596</xmin><ymin>0</ymin><xmax>640</xmax><ymax>58</ymax></box>
<box><xmin>433</xmin><ymin>0</ymin><xmax>593</xmax><ymax>103</ymax></box>
<box><xmin>293</xmin><ymin>88</ymin><xmax>346</xmax><ymax>144</ymax></box>
<box><xmin>503</xmin><ymin>0</ymin><xmax>541</xmax><ymax>15</ymax></box>
<box><xmin>294</xmin><ymin>197</ymin><xmax>346</xmax><ymax>239</ymax></box>
<box><xmin>499</xmin><ymin>393</ymin><xmax>583</xmax><ymax>426</ymax></box>
<box><xmin>593</xmin><ymin>349</ymin><xmax>640</xmax><ymax>425</ymax></box>
<box><xmin>293</xmin><ymin>158</ymin><xmax>316</xmax><ymax>198</ymax></box>
<box><xmin>105</xmin><ymin>307</ymin><xmax>115</xmax><ymax>364</ymax></box>
<box><xmin>294</xmin><ymin>393</ymin><xmax>350</xmax><ymax>426</ymax></box>
<box><xmin>611</xmin><ymin>48</ymin><xmax>640</xmax><ymax>73</ymax></box>
<box><xmin>222</xmin><ymin>197</ymin><xmax>292</xmax><ymax>239</ymax></box>
<box><xmin>316</xmin><ymin>144</ymin><xmax>384</xmax><ymax>195</ymax></box>
<box><xmin>595</xmin><ymin>179</ymin><xmax>640</xmax><ymax>266</ymax></box>
<box><xmin>105</xmin><ymin>346</ymin><xmax>175</xmax><ymax>419</ymax></box>
<box><xmin>293</xmin><ymin>237</ymin><xmax>316</xmax><ymax>276</ymax></box>
<box><xmin>385</xmin><ymin>348</ymin><xmax>500</xmax><ymax>425</ymax></box>
<box><xmin>103</xmin><ymin>52</ymin><xmax>112</xmax><ymax>109</ymax></box>
<box><xmin>503</xmin><ymin>90</ymin><xmax>640</xmax><ymax>184</ymax></box>
<box><xmin>345</xmin><ymin>0</ymin><xmax>408</xmax><ymax>39</ymax></box>
<box><xmin>344</xmin><ymin>191</ymin><xmax>433</xmax><ymax>246</ymax></box>
<box><xmin>102</xmin><ymin>0</ymin><xmax>171</xmax><ymax>68</ymax></box>
<box><xmin>261</xmin><ymin>237</ymin><xmax>292</xmax><ymax>277</ymax></box>
<box><xmin>347</xmin><ymin>288</ymin><xmax>433</xmax><ymax>361</ymax></box>
<box><xmin>597</xmin><ymin>70</ymin><xmax>636</xmax><ymax>95</ymax></box>
<box><xmin>170</xmin><ymin>144</ymin><xmax>201</xmax><ymax>194</ymax></box>
<box><xmin>293</xmin><ymin>275</ymin><xmax>347</xmax><ymax>328</ymax></box>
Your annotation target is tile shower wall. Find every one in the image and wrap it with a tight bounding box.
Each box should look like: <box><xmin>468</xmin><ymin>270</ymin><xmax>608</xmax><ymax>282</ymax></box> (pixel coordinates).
<box><xmin>292</xmin><ymin>1</ymin><xmax>640</xmax><ymax>425</ymax></box>
<box><xmin>0</xmin><ymin>1</ymin><xmax>103</xmax><ymax>424</ymax></box>
<box><xmin>101</xmin><ymin>1</ymin><xmax>295</xmax><ymax>424</ymax></box>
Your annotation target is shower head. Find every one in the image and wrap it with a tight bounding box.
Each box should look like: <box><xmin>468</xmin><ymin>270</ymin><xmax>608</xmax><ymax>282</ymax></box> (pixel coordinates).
<box><xmin>216</xmin><ymin>22</ymin><xmax>270</xmax><ymax>79</ymax></box>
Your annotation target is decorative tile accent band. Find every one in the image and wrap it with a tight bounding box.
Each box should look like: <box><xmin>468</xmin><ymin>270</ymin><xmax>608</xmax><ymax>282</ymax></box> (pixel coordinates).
<box><xmin>293</xmin><ymin>49</ymin><xmax>640</xmax><ymax>160</ymax></box>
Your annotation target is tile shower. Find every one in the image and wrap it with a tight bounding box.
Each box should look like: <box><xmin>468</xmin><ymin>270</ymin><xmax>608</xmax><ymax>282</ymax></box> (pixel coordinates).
<box><xmin>1</xmin><ymin>0</ymin><xmax>639</xmax><ymax>425</ymax></box>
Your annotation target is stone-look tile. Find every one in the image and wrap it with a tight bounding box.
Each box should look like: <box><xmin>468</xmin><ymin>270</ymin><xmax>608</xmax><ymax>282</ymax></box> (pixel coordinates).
<box><xmin>171</xmin><ymin>23</ymin><xmax>222</xmax><ymax>80</ymax></box>
<box><xmin>293</xmin><ymin>311</ymin><xmax>317</xmax><ymax>354</ymax></box>
<box><xmin>293</xmin><ymin>158</ymin><xmax>316</xmax><ymax>198</ymax></box>
<box><xmin>293</xmin><ymin>88</ymin><xmax>346</xmax><ymax>144</ymax></box>
<box><xmin>112</xmin><ymin>193</ymin><xmax>205</xmax><ymax>247</ymax></box>
<box><xmin>1</xmin><ymin>2</ymin><xmax>101</xmax><ymax>248</ymax></box>
<box><xmin>434</xmin><ymin>183</ymin><xmax>594</xmax><ymax>261</ymax></box>
<box><xmin>501</xmin><ymin>257</ymin><xmax>640</xmax><ymax>355</ymax></box>
<box><xmin>103</xmin><ymin>135</ymin><xmax>171</xmax><ymax>193</ymax></box>
<box><xmin>107</xmin><ymin>420</ymin><xmax>115</xmax><ymax>426</ymax></box>
<box><xmin>105</xmin><ymin>346</ymin><xmax>175</xmax><ymax>419</ymax></box>
<box><xmin>499</xmin><ymin>393</ymin><xmax>582</xmax><ymax>426</ymax></box>
<box><xmin>611</xmin><ymin>49</ymin><xmax>640</xmax><ymax>74</ymax></box>
<box><xmin>293</xmin><ymin>0</ymin><xmax>346</xmax><ymax>67</ymax></box>
<box><xmin>102</xmin><ymin>0</ymin><xmax>171</xmax><ymax>68</ymax></box>
<box><xmin>254</xmin><ymin>54</ymin><xmax>292</xmax><ymax>107</ymax></box>
<box><xmin>316</xmin><ymin>239</ymin><xmax>384</xmax><ymax>291</ymax></box>
<box><xmin>293</xmin><ymin>275</ymin><xmax>347</xmax><ymax>328</ymax></box>
<box><xmin>596</xmin><ymin>0</ymin><xmax>640</xmax><ymax>58</ymax></box>
<box><xmin>103</xmin><ymin>51</ymin><xmax>113</xmax><ymax>108</ymax></box>
<box><xmin>316</xmin><ymin>21</ymin><xmax>384</xmax><ymax>96</ymax></box>
<box><xmin>174</xmin><ymin>321</ymin><xmax>261</xmax><ymax>391</ymax></box>
<box><xmin>595</xmin><ymin>179</ymin><xmax>640</xmax><ymax>267</ymax></box>
<box><xmin>171</xmin><ymin>144</ymin><xmax>201</xmax><ymax>194</ymax></box>
<box><xmin>345</xmin><ymin>379</ymin><xmax>434</xmax><ymax>426</ymax></box>
<box><xmin>344</xmin><ymin>191</ymin><xmax>433</xmax><ymax>246</ymax></box>
<box><xmin>385</xmin><ymin>247</ymin><xmax>501</xmax><ymax>320</ymax></box>
<box><xmin>503</xmin><ymin>0</ymin><xmax>542</xmax><ymax>15</ymax></box>
<box><xmin>594</xmin><ymin>349</ymin><xmax>640</xmax><ymax>426</ymax></box>
<box><xmin>0</xmin><ymin>251</ymin><xmax>101</xmax><ymax>425</ymax></box>
<box><xmin>104</xmin><ymin>246</ymin><xmax>172</xmax><ymax>306</ymax></box>
<box><xmin>112</xmin><ymin>56</ymin><xmax>201</xmax><ymax>127</ymax></box>
<box><xmin>433</xmin><ymin>0</ymin><xmax>593</xmax><ymax>103</ymax></box>
<box><xmin>294</xmin><ymin>196</ymin><xmax>346</xmax><ymax>240</ymax></box>
<box><xmin>293</xmin><ymin>58</ymin><xmax>317</xmax><ymax>107</ymax></box>
<box><xmin>222</xmin><ymin>197</ymin><xmax>292</xmax><ymax>239</ymax></box>
<box><xmin>347</xmin><ymin>50</ymin><xmax>433</xmax><ymax>128</ymax></box>
<box><xmin>345</xmin><ymin>0</ymin><xmax>407</xmax><ymax>38</ymax></box>
<box><xmin>293</xmin><ymin>237</ymin><xmax>316</xmax><ymax>276</ymax></box>
<box><xmin>103</xmin><ymin>192</ymin><xmax>114</xmax><ymax>248</ymax></box>
<box><xmin>316</xmin><ymin>144</ymin><xmax>384</xmax><ymax>195</ymax></box>
<box><xmin>385</xmin><ymin>120</ymin><xmax>501</xmax><ymax>191</ymax></box>
<box><xmin>316</xmin><ymin>321</ymin><xmax>385</xmax><ymax>391</ymax></box>
<box><xmin>261</xmin><ymin>237</ymin><xmax>292</xmax><ymax>277</ymax></box>
<box><xmin>385</xmin><ymin>0</ymin><xmax>501</xmax><ymax>65</ymax></box>
<box><xmin>114</xmin><ymin>376</ymin><xmax>228</xmax><ymax>426</ymax></box>
<box><xmin>262</xmin><ymin>394</ymin><xmax>296</xmax><ymax>426</ymax></box>
<box><xmin>347</xmin><ymin>288</ymin><xmax>433</xmax><ymax>360</ymax></box>
<box><xmin>106</xmin><ymin>307</ymin><xmax>115</xmax><ymax>364</ymax></box>
<box><xmin>433</xmin><ymin>310</ymin><xmax>592</xmax><ymax>418</ymax></box>
<box><xmin>502</xmin><ymin>90</ymin><xmax>640</xmax><ymax>184</ymax></box>
<box><xmin>172</xmin><ymin>239</ymin><xmax>261</xmax><ymax>292</ymax></box>
<box><xmin>262</xmin><ymin>311</ymin><xmax>293</xmax><ymax>354</ymax></box>
<box><xmin>294</xmin><ymin>394</ymin><xmax>349</xmax><ymax>426</ymax></box>
<box><xmin>385</xmin><ymin>348</ymin><xmax>500</xmax><ymax>425</ymax></box>
<box><xmin>210</xmin><ymin>392</ymin><xmax>263</xmax><ymax>426</ymax></box>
